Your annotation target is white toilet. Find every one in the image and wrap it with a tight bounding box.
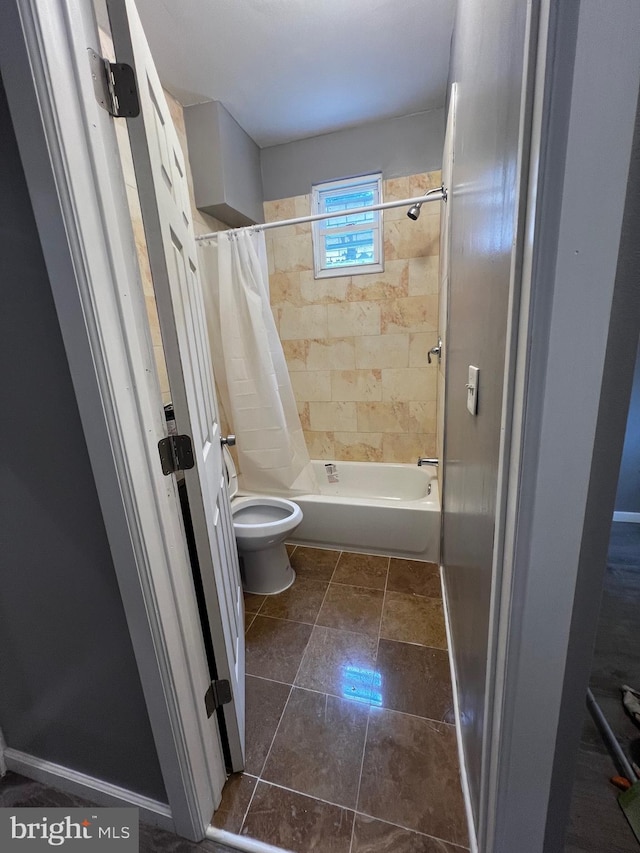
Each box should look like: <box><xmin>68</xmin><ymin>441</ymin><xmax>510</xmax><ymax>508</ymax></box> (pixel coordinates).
<box><xmin>223</xmin><ymin>446</ymin><xmax>303</xmax><ymax>595</ymax></box>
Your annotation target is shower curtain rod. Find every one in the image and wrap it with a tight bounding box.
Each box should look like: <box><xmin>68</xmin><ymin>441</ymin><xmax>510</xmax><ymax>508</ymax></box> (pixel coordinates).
<box><xmin>194</xmin><ymin>186</ymin><xmax>447</xmax><ymax>241</ymax></box>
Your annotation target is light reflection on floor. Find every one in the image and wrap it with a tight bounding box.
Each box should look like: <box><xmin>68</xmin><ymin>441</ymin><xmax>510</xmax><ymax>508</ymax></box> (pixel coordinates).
<box><xmin>341</xmin><ymin>665</ymin><xmax>383</xmax><ymax>706</ymax></box>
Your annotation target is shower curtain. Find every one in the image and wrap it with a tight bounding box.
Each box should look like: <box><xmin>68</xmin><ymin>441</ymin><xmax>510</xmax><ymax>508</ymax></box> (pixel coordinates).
<box><xmin>198</xmin><ymin>229</ymin><xmax>318</xmax><ymax>495</ymax></box>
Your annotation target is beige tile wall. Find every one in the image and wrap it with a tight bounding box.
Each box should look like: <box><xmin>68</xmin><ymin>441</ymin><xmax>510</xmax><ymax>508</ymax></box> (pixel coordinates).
<box><xmin>103</xmin><ymin>21</ymin><xmax>442</xmax><ymax>468</ymax></box>
<box><xmin>265</xmin><ymin>171</ymin><xmax>442</xmax><ymax>464</ymax></box>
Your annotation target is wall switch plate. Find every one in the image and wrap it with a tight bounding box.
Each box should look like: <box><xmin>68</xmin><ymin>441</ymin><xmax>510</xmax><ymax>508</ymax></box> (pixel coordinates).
<box><xmin>467</xmin><ymin>365</ymin><xmax>479</xmax><ymax>415</ymax></box>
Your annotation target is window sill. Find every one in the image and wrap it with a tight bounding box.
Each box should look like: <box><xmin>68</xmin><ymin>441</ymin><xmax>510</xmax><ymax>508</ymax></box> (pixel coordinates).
<box><xmin>314</xmin><ymin>261</ymin><xmax>384</xmax><ymax>280</ymax></box>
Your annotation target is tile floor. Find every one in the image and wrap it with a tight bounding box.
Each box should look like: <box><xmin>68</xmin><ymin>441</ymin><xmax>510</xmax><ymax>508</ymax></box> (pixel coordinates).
<box><xmin>214</xmin><ymin>545</ymin><xmax>469</xmax><ymax>853</ymax></box>
<box><xmin>565</xmin><ymin>522</ymin><xmax>640</xmax><ymax>852</ymax></box>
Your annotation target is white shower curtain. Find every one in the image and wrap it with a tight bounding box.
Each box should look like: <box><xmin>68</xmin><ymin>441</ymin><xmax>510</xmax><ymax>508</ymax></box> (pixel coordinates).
<box><xmin>198</xmin><ymin>229</ymin><xmax>318</xmax><ymax>495</ymax></box>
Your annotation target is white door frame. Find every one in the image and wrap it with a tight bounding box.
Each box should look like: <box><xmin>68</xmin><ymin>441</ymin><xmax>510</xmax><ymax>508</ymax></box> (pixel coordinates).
<box><xmin>480</xmin><ymin>1</ymin><xmax>640</xmax><ymax>851</ymax></box>
<box><xmin>0</xmin><ymin>0</ymin><xmax>226</xmax><ymax>840</ymax></box>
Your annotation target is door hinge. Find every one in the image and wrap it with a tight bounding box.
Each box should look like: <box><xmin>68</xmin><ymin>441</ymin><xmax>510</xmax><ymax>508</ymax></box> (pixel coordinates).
<box><xmin>204</xmin><ymin>680</ymin><xmax>232</xmax><ymax>718</ymax></box>
<box><xmin>158</xmin><ymin>434</ymin><xmax>195</xmax><ymax>475</ymax></box>
<box><xmin>89</xmin><ymin>48</ymin><xmax>140</xmax><ymax>118</ymax></box>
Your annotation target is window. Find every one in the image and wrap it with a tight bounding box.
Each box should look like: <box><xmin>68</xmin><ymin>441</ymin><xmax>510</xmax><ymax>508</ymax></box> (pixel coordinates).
<box><xmin>311</xmin><ymin>174</ymin><xmax>383</xmax><ymax>279</ymax></box>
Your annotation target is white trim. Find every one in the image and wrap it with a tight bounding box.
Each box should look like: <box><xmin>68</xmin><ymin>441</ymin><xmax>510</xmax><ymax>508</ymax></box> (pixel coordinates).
<box><xmin>479</xmin><ymin>2</ymin><xmax>548</xmax><ymax>848</ymax></box>
<box><xmin>0</xmin><ymin>0</ymin><xmax>226</xmax><ymax>840</ymax></box>
<box><xmin>4</xmin><ymin>750</ymin><xmax>173</xmax><ymax>832</ymax></box>
<box><xmin>440</xmin><ymin>567</ymin><xmax>479</xmax><ymax>853</ymax></box>
<box><xmin>206</xmin><ymin>826</ymin><xmax>294</xmax><ymax>853</ymax></box>
<box><xmin>612</xmin><ymin>511</ymin><xmax>640</xmax><ymax>523</ymax></box>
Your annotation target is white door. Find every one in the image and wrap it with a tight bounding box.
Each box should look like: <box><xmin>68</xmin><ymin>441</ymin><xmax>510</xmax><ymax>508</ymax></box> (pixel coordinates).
<box><xmin>106</xmin><ymin>0</ymin><xmax>245</xmax><ymax>770</ymax></box>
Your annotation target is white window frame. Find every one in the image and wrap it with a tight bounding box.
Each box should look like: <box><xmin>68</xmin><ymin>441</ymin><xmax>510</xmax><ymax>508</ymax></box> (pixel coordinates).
<box><xmin>312</xmin><ymin>174</ymin><xmax>384</xmax><ymax>279</ymax></box>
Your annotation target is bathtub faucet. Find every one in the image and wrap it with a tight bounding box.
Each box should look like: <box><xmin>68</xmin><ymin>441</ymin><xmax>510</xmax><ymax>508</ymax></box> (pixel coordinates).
<box><xmin>417</xmin><ymin>457</ymin><xmax>439</xmax><ymax>467</ymax></box>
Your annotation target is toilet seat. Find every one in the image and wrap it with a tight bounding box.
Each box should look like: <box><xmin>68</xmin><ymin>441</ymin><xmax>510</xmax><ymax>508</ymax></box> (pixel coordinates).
<box><xmin>231</xmin><ymin>496</ymin><xmax>302</xmax><ymax>541</ymax></box>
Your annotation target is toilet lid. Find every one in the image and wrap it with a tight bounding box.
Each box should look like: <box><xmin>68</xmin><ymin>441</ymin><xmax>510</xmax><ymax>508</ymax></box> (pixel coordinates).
<box><xmin>222</xmin><ymin>444</ymin><xmax>239</xmax><ymax>499</ymax></box>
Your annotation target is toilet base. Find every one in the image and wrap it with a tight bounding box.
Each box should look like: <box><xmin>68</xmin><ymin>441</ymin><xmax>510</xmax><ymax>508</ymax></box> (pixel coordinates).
<box><xmin>241</xmin><ymin>542</ymin><xmax>296</xmax><ymax>595</ymax></box>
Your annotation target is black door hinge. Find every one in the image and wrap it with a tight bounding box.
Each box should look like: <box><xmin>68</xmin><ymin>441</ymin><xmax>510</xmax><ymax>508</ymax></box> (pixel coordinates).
<box><xmin>158</xmin><ymin>434</ymin><xmax>195</xmax><ymax>475</ymax></box>
<box><xmin>89</xmin><ymin>48</ymin><xmax>140</xmax><ymax>118</ymax></box>
<box><xmin>204</xmin><ymin>680</ymin><xmax>232</xmax><ymax>718</ymax></box>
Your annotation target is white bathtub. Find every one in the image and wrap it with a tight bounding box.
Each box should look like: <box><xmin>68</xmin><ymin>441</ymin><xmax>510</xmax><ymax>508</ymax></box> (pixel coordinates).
<box><xmin>287</xmin><ymin>460</ymin><xmax>440</xmax><ymax>562</ymax></box>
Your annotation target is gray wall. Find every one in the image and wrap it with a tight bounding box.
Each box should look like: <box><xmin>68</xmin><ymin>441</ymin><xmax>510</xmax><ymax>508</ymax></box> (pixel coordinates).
<box><xmin>0</xmin><ymin>76</ymin><xmax>167</xmax><ymax>803</ymax></box>
<box><xmin>615</xmin><ymin>340</ymin><xmax>640</xmax><ymax>513</ymax></box>
<box><xmin>184</xmin><ymin>100</ymin><xmax>264</xmax><ymax>225</ymax></box>
<box><xmin>260</xmin><ymin>108</ymin><xmax>444</xmax><ymax>200</ymax></box>
<box><xmin>441</xmin><ymin>0</ymin><xmax>530</xmax><ymax>823</ymax></box>
<box><xmin>496</xmin><ymin>3</ymin><xmax>640</xmax><ymax>848</ymax></box>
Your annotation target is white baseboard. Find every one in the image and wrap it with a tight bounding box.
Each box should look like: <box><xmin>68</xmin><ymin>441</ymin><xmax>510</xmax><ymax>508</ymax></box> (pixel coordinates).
<box><xmin>613</xmin><ymin>511</ymin><xmax>640</xmax><ymax>523</ymax></box>
<box><xmin>207</xmin><ymin>826</ymin><xmax>293</xmax><ymax>853</ymax></box>
<box><xmin>440</xmin><ymin>566</ymin><xmax>479</xmax><ymax>853</ymax></box>
<box><xmin>3</xmin><ymin>749</ymin><xmax>174</xmax><ymax>833</ymax></box>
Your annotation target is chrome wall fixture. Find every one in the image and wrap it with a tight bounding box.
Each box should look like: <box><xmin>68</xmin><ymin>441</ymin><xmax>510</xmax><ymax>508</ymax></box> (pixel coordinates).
<box><xmin>407</xmin><ymin>186</ymin><xmax>447</xmax><ymax>221</ymax></box>
<box><xmin>427</xmin><ymin>338</ymin><xmax>443</xmax><ymax>364</ymax></box>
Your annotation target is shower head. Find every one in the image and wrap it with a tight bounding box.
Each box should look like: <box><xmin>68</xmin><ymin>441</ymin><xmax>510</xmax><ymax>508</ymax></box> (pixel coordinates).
<box><xmin>407</xmin><ymin>185</ymin><xmax>446</xmax><ymax>220</ymax></box>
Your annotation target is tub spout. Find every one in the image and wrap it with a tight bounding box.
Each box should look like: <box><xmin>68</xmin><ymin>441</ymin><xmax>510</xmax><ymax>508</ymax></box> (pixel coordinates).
<box><xmin>418</xmin><ymin>457</ymin><xmax>439</xmax><ymax>467</ymax></box>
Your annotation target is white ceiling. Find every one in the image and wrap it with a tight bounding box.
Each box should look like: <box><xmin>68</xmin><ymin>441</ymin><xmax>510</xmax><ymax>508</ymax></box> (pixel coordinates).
<box><xmin>133</xmin><ymin>0</ymin><xmax>456</xmax><ymax>148</ymax></box>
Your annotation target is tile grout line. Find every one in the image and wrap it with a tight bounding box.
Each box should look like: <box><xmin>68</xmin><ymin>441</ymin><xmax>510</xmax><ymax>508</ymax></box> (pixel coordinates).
<box><xmin>238</xmin><ymin>548</ymin><xmax>318</xmax><ymax>839</ymax></box>
<box><xmin>353</xmin><ymin>808</ymin><xmax>472</xmax><ymax>851</ymax></box>
<box><xmin>239</xmin><ymin>560</ymin><xmax>304</xmax><ymax>837</ymax></box>
<box><xmin>248</xmin><ymin>585</ymin><xmax>443</xmax><ymax>620</ymax></box>
<box><xmin>246</xmin><ymin>611</ymin><xmax>321</xmax><ymax>628</ymax></box>
<box><xmin>245</xmin><ymin>673</ymin><xmax>293</xmax><ymax>688</ymax></box>
<box><xmin>239</xmin><ymin>549</ymin><xmax>341</xmax><ymax>842</ymax></box>
<box><xmin>348</xmin><ymin>713</ymin><xmax>370</xmax><ymax>853</ymax></box>
<box><xmin>237</xmin><ymin>777</ymin><xmax>469</xmax><ymax>850</ymax></box>
<box><xmin>248</xmin><ymin>614</ymin><xmax>447</xmax><ymax>652</ymax></box>
<box><xmin>238</xmin><ymin>682</ymin><xmax>294</xmax><ymax>837</ymax></box>
<box><xmin>348</xmin><ymin>554</ymin><xmax>390</xmax><ymax>853</ymax></box>
<box><xmin>242</xmin><ymin>550</ymin><xmax>452</xmax><ymax>846</ymax></box>
<box><xmin>314</xmin><ymin>553</ymin><xmax>340</xmax><ymax>623</ymax></box>
<box><xmin>330</xmin><ymin>579</ymin><xmax>393</xmax><ymax>590</ymax></box>
<box><xmin>261</xmin><ymin>638</ymin><xmax>311</xmax><ymax>760</ymax></box>
<box><xmin>247</xmin><ymin>672</ymin><xmax>455</xmax><ymax>728</ymax></box>
<box><xmin>304</xmin><ymin>548</ymin><xmax>341</xmax><ymax>635</ymax></box>
<box><xmin>235</xmin><ymin>774</ymin><xmax>260</xmax><ymax>840</ymax></box>
<box><xmin>240</xmin><ymin>553</ymin><xmax>342</xmax><ymax>836</ymax></box>
<box><xmin>239</xmin><ymin>779</ymin><xmax>347</xmax><ymax>821</ymax></box>
<box><xmin>247</xmin><ymin>609</ymin><xmax>447</xmax><ymax>652</ymax></box>
<box><xmin>375</xmin><ymin>556</ymin><xmax>392</xmax><ymax>672</ymax></box>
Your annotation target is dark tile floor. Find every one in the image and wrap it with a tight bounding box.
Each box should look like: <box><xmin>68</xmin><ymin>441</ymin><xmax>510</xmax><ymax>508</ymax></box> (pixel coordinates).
<box><xmin>0</xmin><ymin>771</ymin><xmax>234</xmax><ymax>852</ymax></box>
<box><xmin>216</xmin><ymin>545</ymin><xmax>469</xmax><ymax>853</ymax></box>
<box><xmin>565</xmin><ymin>522</ymin><xmax>640</xmax><ymax>852</ymax></box>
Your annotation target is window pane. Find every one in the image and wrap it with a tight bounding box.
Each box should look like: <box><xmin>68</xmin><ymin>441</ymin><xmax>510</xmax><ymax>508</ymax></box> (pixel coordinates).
<box><xmin>322</xmin><ymin>188</ymin><xmax>375</xmax><ymax>210</ymax></box>
<box><xmin>312</xmin><ymin>173</ymin><xmax>383</xmax><ymax>278</ymax></box>
<box><xmin>324</xmin><ymin>229</ymin><xmax>376</xmax><ymax>268</ymax></box>
<box><xmin>321</xmin><ymin>188</ymin><xmax>377</xmax><ymax>228</ymax></box>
